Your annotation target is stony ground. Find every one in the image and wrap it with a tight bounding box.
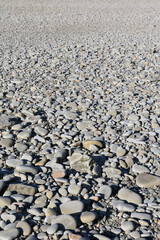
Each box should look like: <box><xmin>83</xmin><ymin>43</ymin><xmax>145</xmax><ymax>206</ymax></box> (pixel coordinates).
<box><xmin>0</xmin><ymin>0</ymin><xmax>160</xmax><ymax>239</ymax></box>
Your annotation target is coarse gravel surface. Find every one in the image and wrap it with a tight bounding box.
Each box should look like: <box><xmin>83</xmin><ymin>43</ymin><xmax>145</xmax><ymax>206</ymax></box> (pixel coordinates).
<box><xmin>0</xmin><ymin>0</ymin><xmax>160</xmax><ymax>240</ymax></box>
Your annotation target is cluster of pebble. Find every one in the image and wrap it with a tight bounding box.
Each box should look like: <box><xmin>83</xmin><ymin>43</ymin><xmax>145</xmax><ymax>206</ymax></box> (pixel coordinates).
<box><xmin>0</xmin><ymin>40</ymin><xmax>160</xmax><ymax>240</ymax></box>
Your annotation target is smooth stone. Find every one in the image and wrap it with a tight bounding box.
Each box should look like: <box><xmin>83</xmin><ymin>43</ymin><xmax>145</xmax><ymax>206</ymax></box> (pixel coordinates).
<box><xmin>116</xmin><ymin>147</ymin><xmax>126</xmax><ymax>157</ymax></box>
<box><xmin>93</xmin><ymin>234</ymin><xmax>111</xmax><ymax>240</ymax></box>
<box><xmin>131</xmin><ymin>212</ymin><xmax>152</xmax><ymax>220</ymax></box>
<box><xmin>97</xmin><ymin>185</ymin><xmax>112</xmax><ymax>199</ymax></box>
<box><xmin>136</xmin><ymin>173</ymin><xmax>160</xmax><ymax>188</ymax></box>
<box><xmin>0</xmin><ymin>228</ymin><xmax>20</xmax><ymax>240</ymax></box>
<box><xmin>17</xmin><ymin>131</ymin><xmax>31</xmax><ymax>140</ymax></box>
<box><xmin>25</xmin><ymin>235</ymin><xmax>37</xmax><ymax>240</ymax></box>
<box><xmin>0</xmin><ymin>139</ymin><xmax>14</xmax><ymax>148</ymax></box>
<box><xmin>80</xmin><ymin>211</ymin><xmax>97</xmax><ymax>223</ymax></box>
<box><xmin>0</xmin><ymin>197</ymin><xmax>12</xmax><ymax>207</ymax></box>
<box><xmin>117</xmin><ymin>188</ymin><xmax>142</xmax><ymax>205</ymax></box>
<box><xmin>45</xmin><ymin>162</ymin><xmax>64</xmax><ymax>170</ymax></box>
<box><xmin>129</xmin><ymin>231</ymin><xmax>141</xmax><ymax>239</ymax></box>
<box><xmin>0</xmin><ymin>115</ymin><xmax>11</xmax><ymax>128</ymax></box>
<box><xmin>121</xmin><ymin>221</ymin><xmax>135</xmax><ymax>232</ymax></box>
<box><xmin>110</xmin><ymin>144</ymin><xmax>120</xmax><ymax>153</ymax></box>
<box><xmin>77</xmin><ymin>121</ymin><xmax>92</xmax><ymax>130</ymax></box>
<box><xmin>4</xmin><ymin>222</ymin><xmax>17</xmax><ymax>230</ymax></box>
<box><xmin>69</xmin><ymin>153</ymin><xmax>92</xmax><ymax>173</ymax></box>
<box><xmin>16</xmin><ymin>165</ymin><xmax>38</xmax><ymax>175</ymax></box>
<box><xmin>83</xmin><ymin>140</ymin><xmax>103</xmax><ymax>150</ymax></box>
<box><xmin>60</xmin><ymin>200</ymin><xmax>84</xmax><ymax>214</ymax></box>
<box><xmin>132</xmin><ymin>164</ymin><xmax>149</xmax><ymax>174</ymax></box>
<box><xmin>89</xmin><ymin>144</ymin><xmax>99</xmax><ymax>152</ymax></box>
<box><xmin>151</xmin><ymin>147</ymin><xmax>160</xmax><ymax>156</ymax></box>
<box><xmin>64</xmin><ymin>111</ymin><xmax>78</xmax><ymax>119</ymax></box>
<box><xmin>68</xmin><ymin>184</ymin><xmax>81</xmax><ymax>195</ymax></box>
<box><xmin>111</xmin><ymin>200</ymin><xmax>135</xmax><ymax>212</ymax></box>
<box><xmin>1</xmin><ymin>213</ymin><xmax>16</xmax><ymax>223</ymax></box>
<box><xmin>6</xmin><ymin>183</ymin><xmax>37</xmax><ymax>196</ymax></box>
<box><xmin>103</xmin><ymin>167</ymin><xmax>121</xmax><ymax>178</ymax></box>
<box><xmin>16</xmin><ymin>221</ymin><xmax>32</xmax><ymax>236</ymax></box>
<box><xmin>34</xmin><ymin>126</ymin><xmax>48</xmax><ymax>136</ymax></box>
<box><xmin>15</xmin><ymin>143</ymin><xmax>28</xmax><ymax>152</ymax></box>
<box><xmin>6</xmin><ymin>159</ymin><xmax>25</xmax><ymax>168</ymax></box>
<box><xmin>28</xmin><ymin>208</ymin><xmax>44</xmax><ymax>217</ymax></box>
<box><xmin>47</xmin><ymin>223</ymin><xmax>59</xmax><ymax>235</ymax></box>
<box><xmin>51</xmin><ymin>214</ymin><xmax>77</xmax><ymax>230</ymax></box>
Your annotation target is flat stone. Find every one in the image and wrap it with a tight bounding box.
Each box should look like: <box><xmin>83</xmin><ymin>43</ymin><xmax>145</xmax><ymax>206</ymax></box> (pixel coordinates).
<box><xmin>97</xmin><ymin>185</ymin><xmax>112</xmax><ymax>199</ymax></box>
<box><xmin>83</xmin><ymin>140</ymin><xmax>103</xmax><ymax>150</ymax></box>
<box><xmin>103</xmin><ymin>167</ymin><xmax>121</xmax><ymax>178</ymax></box>
<box><xmin>116</xmin><ymin>147</ymin><xmax>126</xmax><ymax>157</ymax></box>
<box><xmin>131</xmin><ymin>212</ymin><xmax>152</xmax><ymax>220</ymax></box>
<box><xmin>64</xmin><ymin>111</ymin><xmax>78</xmax><ymax>119</ymax></box>
<box><xmin>77</xmin><ymin>121</ymin><xmax>93</xmax><ymax>130</ymax></box>
<box><xmin>151</xmin><ymin>147</ymin><xmax>160</xmax><ymax>156</ymax></box>
<box><xmin>69</xmin><ymin>153</ymin><xmax>92</xmax><ymax>173</ymax></box>
<box><xmin>1</xmin><ymin>213</ymin><xmax>16</xmax><ymax>223</ymax></box>
<box><xmin>15</xmin><ymin>143</ymin><xmax>28</xmax><ymax>152</ymax></box>
<box><xmin>0</xmin><ymin>115</ymin><xmax>11</xmax><ymax>128</ymax></box>
<box><xmin>117</xmin><ymin>188</ymin><xmax>142</xmax><ymax>205</ymax></box>
<box><xmin>6</xmin><ymin>183</ymin><xmax>37</xmax><ymax>196</ymax></box>
<box><xmin>111</xmin><ymin>200</ymin><xmax>135</xmax><ymax>212</ymax></box>
<box><xmin>16</xmin><ymin>221</ymin><xmax>32</xmax><ymax>236</ymax></box>
<box><xmin>52</xmin><ymin>170</ymin><xmax>66</xmax><ymax>179</ymax></box>
<box><xmin>17</xmin><ymin>131</ymin><xmax>31</xmax><ymax>140</ymax></box>
<box><xmin>80</xmin><ymin>211</ymin><xmax>97</xmax><ymax>223</ymax></box>
<box><xmin>136</xmin><ymin>173</ymin><xmax>160</xmax><ymax>188</ymax></box>
<box><xmin>60</xmin><ymin>200</ymin><xmax>84</xmax><ymax>214</ymax></box>
<box><xmin>34</xmin><ymin>126</ymin><xmax>48</xmax><ymax>136</ymax></box>
<box><xmin>0</xmin><ymin>139</ymin><xmax>14</xmax><ymax>148</ymax></box>
<box><xmin>0</xmin><ymin>197</ymin><xmax>12</xmax><ymax>207</ymax></box>
<box><xmin>16</xmin><ymin>165</ymin><xmax>38</xmax><ymax>175</ymax></box>
<box><xmin>121</xmin><ymin>221</ymin><xmax>135</xmax><ymax>232</ymax></box>
<box><xmin>69</xmin><ymin>233</ymin><xmax>82</xmax><ymax>240</ymax></box>
<box><xmin>0</xmin><ymin>228</ymin><xmax>20</xmax><ymax>240</ymax></box>
<box><xmin>132</xmin><ymin>164</ymin><xmax>149</xmax><ymax>174</ymax></box>
<box><xmin>68</xmin><ymin>184</ymin><xmax>81</xmax><ymax>195</ymax></box>
<box><xmin>52</xmin><ymin>214</ymin><xmax>77</xmax><ymax>230</ymax></box>
<box><xmin>6</xmin><ymin>159</ymin><xmax>25</xmax><ymax>168</ymax></box>
<box><xmin>28</xmin><ymin>208</ymin><xmax>44</xmax><ymax>217</ymax></box>
<box><xmin>93</xmin><ymin>234</ymin><xmax>111</xmax><ymax>240</ymax></box>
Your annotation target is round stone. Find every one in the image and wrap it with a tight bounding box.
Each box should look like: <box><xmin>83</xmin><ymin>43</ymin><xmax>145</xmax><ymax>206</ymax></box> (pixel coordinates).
<box><xmin>0</xmin><ymin>139</ymin><xmax>14</xmax><ymax>148</ymax></box>
<box><xmin>60</xmin><ymin>200</ymin><xmax>84</xmax><ymax>214</ymax></box>
<box><xmin>68</xmin><ymin>184</ymin><xmax>81</xmax><ymax>195</ymax></box>
<box><xmin>117</xmin><ymin>188</ymin><xmax>142</xmax><ymax>205</ymax></box>
<box><xmin>121</xmin><ymin>221</ymin><xmax>135</xmax><ymax>232</ymax></box>
<box><xmin>80</xmin><ymin>211</ymin><xmax>97</xmax><ymax>223</ymax></box>
<box><xmin>97</xmin><ymin>185</ymin><xmax>112</xmax><ymax>199</ymax></box>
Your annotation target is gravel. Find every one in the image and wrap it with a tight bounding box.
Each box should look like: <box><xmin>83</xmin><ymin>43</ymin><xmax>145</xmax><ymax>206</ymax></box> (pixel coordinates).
<box><xmin>0</xmin><ymin>0</ymin><xmax>160</xmax><ymax>239</ymax></box>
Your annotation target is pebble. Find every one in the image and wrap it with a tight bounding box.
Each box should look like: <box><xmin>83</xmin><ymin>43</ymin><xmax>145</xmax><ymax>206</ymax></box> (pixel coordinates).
<box><xmin>131</xmin><ymin>212</ymin><xmax>152</xmax><ymax>220</ymax></box>
<box><xmin>97</xmin><ymin>185</ymin><xmax>112</xmax><ymax>199</ymax></box>
<box><xmin>52</xmin><ymin>214</ymin><xmax>77</xmax><ymax>229</ymax></box>
<box><xmin>68</xmin><ymin>184</ymin><xmax>81</xmax><ymax>195</ymax></box>
<box><xmin>69</xmin><ymin>153</ymin><xmax>92</xmax><ymax>173</ymax></box>
<box><xmin>121</xmin><ymin>221</ymin><xmax>135</xmax><ymax>232</ymax></box>
<box><xmin>47</xmin><ymin>223</ymin><xmax>59</xmax><ymax>235</ymax></box>
<box><xmin>80</xmin><ymin>211</ymin><xmax>97</xmax><ymax>223</ymax></box>
<box><xmin>0</xmin><ymin>197</ymin><xmax>12</xmax><ymax>207</ymax></box>
<box><xmin>117</xmin><ymin>188</ymin><xmax>142</xmax><ymax>205</ymax></box>
<box><xmin>136</xmin><ymin>173</ymin><xmax>160</xmax><ymax>188</ymax></box>
<box><xmin>35</xmin><ymin>126</ymin><xmax>48</xmax><ymax>136</ymax></box>
<box><xmin>16</xmin><ymin>221</ymin><xmax>32</xmax><ymax>236</ymax></box>
<box><xmin>0</xmin><ymin>228</ymin><xmax>20</xmax><ymax>240</ymax></box>
<box><xmin>111</xmin><ymin>200</ymin><xmax>135</xmax><ymax>212</ymax></box>
<box><xmin>60</xmin><ymin>200</ymin><xmax>84</xmax><ymax>214</ymax></box>
<box><xmin>0</xmin><ymin>139</ymin><xmax>14</xmax><ymax>148</ymax></box>
<box><xmin>132</xmin><ymin>164</ymin><xmax>149</xmax><ymax>174</ymax></box>
<box><xmin>6</xmin><ymin>183</ymin><xmax>37</xmax><ymax>195</ymax></box>
<box><xmin>16</xmin><ymin>165</ymin><xmax>38</xmax><ymax>175</ymax></box>
<box><xmin>83</xmin><ymin>140</ymin><xmax>103</xmax><ymax>150</ymax></box>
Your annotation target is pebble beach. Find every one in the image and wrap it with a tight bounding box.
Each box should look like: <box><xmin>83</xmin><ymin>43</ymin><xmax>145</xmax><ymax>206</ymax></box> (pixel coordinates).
<box><xmin>0</xmin><ymin>0</ymin><xmax>160</xmax><ymax>239</ymax></box>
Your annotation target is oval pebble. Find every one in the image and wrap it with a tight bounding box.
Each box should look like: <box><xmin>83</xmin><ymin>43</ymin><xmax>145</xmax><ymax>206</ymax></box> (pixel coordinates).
<box><xmin>80</xmin><ymin>211</ymin><xmax>97</xmax><ymax>223</ymax></box>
